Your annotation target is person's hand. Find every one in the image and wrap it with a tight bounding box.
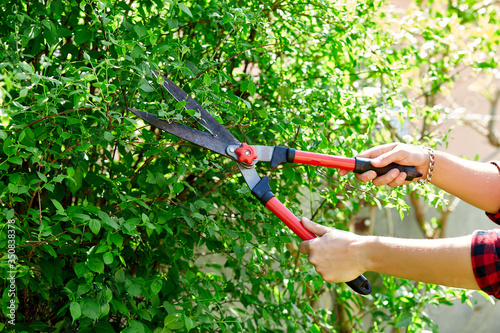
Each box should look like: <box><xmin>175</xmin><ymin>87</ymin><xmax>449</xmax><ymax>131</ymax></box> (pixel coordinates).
<box><xmin>298</xmin><ymin>217</ymin><xmax>367</xmax><ymax>283</ymax></box>
<box><xmin>339</xmin><ymin>143</ymin><xmax>430</xmax><ymax>187</ymax></box>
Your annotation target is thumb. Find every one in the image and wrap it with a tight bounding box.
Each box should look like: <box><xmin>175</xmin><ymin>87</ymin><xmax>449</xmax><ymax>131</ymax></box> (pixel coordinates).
<box><xmin>338</xmin><ymin>169</ymin><xmax>351</xmax><ymax>177</ymax></box>
<box><xmin>370</xmin><ymin>152</ymin><xmax>397</xmax><ymax>168</ymax></box>
<box><xmin>370</xmin><ymin>147</ymin><xmax>412</xmax><ymax>168</ymax></box>
<box><xmin>301</xmin><ymin>217</ymin><xmax>330</xmax><ymax>237</ymax></box>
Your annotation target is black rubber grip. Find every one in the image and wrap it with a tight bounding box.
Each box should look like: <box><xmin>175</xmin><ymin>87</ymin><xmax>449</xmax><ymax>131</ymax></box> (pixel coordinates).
<box><xmin>346</xmin><ymin>275</ymin><xmax>372</xmax><ymax>295</ymax></box>
<box><xmin>354</xmin><ymin>157</ymin><xmax>422</xmax><ymax>181</ymax></box>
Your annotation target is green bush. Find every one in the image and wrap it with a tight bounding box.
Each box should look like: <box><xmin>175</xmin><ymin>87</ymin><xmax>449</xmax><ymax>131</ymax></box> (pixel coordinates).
<box><xmin>1</xmin><ymin>0</ymin><xmax>498</xmax><ymax>332</ymax></box>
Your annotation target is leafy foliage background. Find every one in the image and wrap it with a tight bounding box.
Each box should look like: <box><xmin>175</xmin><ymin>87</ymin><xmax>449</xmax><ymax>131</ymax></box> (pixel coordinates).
<box><xmin>0</xmin><ymin>0</ymin><xmax>499</xmax><ymax>332</ymax></box>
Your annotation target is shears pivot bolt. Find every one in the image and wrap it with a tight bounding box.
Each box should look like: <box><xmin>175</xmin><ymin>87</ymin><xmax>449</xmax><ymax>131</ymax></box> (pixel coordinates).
<box><xmin>235</xmin><ymin>143</ymin><xmax>258</xmax><ymax>165</ymax></box>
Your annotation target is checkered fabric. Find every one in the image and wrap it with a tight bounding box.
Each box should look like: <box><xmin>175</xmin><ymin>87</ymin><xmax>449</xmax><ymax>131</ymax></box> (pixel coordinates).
<box><xmin>471</xmin><ymin>230</ymin><xmax>500</xmax><ymax>298</ymax></box>
<box><xmin>486</xmin><ymin>211</ymin><xmax>500</xmax><ymax>224</ymax></box>
<box><xmin>471</xmin><ymin>161</ymin><xmax>500</xmax><ymax>298</ymax></box>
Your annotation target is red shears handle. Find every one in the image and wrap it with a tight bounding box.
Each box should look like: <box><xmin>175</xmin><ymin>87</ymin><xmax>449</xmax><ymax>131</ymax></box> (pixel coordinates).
<box><xmin>265</xmin><ymin>196</ymin><xmax>372</xmax><ymax>295</ymax></box>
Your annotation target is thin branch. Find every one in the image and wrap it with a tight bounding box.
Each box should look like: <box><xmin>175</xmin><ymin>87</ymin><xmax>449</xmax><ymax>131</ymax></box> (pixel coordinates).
<box><xmin>432</xmin><ymin>195</ymin><xmax>459</xmax><ymax>239</ymax></box>
<box><xmin>211</xmin><ymin>27</ymin><xmax>235</xmax><ymax>60</ymax></box>
<box><xmin>188</xmin><ymin>43</ymin><xmax>284</xmax><ymax>83</ymax></box>
<box><xmin>409</xmin><ymin>191</ymin><xmax>433</xmax><ymax>239</ymax></box>
<box><xmin>311</xmin><ymin>199</ymin><xmax>327</xmax><ymax>220</ymax></box>
<box><xmin>9</xmin><ymin>106</ymin><xmax>97</xmax><ymax>136</ymax></box>
<box><xmin>201</xmin><ymin>167</ymin><xmax>239</xmax><ymax>199</ymax></box>
<box><xmin>291</xmin><ymin>125</ymin><xmax>301</xmax><ymax>148</ymax></box>
<box><xmin>487</xmin><ymin>90</ymin><xmax>500</xmax><ymax>147</ymax></box>
<box><xmin>129</xmin><ymin>155</ymin><xmax>159</xmax><ymax>182</ymax></box>
<box><xmin>38</xmin><ymin>190</ymin><xmax>42</xmax><ymax>226</ymax></box>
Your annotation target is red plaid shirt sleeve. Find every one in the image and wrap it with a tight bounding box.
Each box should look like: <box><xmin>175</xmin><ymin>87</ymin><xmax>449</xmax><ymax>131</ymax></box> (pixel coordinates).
<box><xmin>471</xmin><ymin>161</ymin><xmax>500</xmax><ymax>298</ymax></box>
<box><xmin>471</xmin><ymin>230</ymin><xmax>500</xmax><ymax>298</ymax></box>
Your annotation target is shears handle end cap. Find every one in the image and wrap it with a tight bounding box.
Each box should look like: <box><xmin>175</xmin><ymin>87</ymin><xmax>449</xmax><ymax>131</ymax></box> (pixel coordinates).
<box><xmin>347</xmin><ymin>275</ymin><xmax>372</xmax><ymax>295</ymax></box>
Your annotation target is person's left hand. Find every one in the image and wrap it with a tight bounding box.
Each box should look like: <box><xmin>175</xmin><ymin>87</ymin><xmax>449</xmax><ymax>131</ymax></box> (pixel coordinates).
<box><xmin>298</xmin><ymin>217</ymin><xmax>367</xmax><ymax>283</ymax></box>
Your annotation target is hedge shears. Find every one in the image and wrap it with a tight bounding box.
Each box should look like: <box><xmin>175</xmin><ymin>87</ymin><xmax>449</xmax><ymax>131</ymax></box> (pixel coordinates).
<box><xmin>130</xmin><ymin>70</ymin><xmax>422</xmax><ymax>295</ymax></box>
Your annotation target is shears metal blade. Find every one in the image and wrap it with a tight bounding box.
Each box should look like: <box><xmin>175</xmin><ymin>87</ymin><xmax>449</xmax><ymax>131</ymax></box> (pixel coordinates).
<box><xmin>151</xmin><ymin>70</ymin><xmax>239</xmax><ymax>146</ymax></box>
<box><xmin>129</xmin><ymin>108</ymin><xmax>233</xmax><ymax>158</ymax></box>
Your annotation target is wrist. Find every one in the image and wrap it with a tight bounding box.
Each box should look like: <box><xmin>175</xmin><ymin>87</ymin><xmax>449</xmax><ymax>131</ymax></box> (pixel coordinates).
<box><xmin>418</xmin><ymin>146</ymin><xmax>435</xmax><ymax>184</ymax></box>
<box><xmin>352</xmin><ymin>235</ymin><xmax>380</xmax><ymax>273</ymax></box>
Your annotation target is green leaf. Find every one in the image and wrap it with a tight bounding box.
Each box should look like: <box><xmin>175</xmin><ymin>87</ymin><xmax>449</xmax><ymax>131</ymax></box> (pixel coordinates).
<box><xmin>185</xmin><ymin>108</ymin><xmax>200</xmax><ymax>118</ymax></box>
<box><xmin>98</xmin><ymin>210</ymin><xmax>119</xmax><ymax>229</ymax></box>
<box><xmin>151</xmin><ymin>279</ymin><xmax>163</xmax><ymax>294</ymax></box>
<box><xmin>74</xmin><ymin>262</ymin><xmax>89</xmax><ymax>278</ymax></box>
<box><xmin>173</xmin><ymin>182</ymin><xmax>184</xmax><ymax>194</ymax></box>
<box><xmin>87</xmin><ymin>257</ymin><xmax>105</xmax><ymax>273</ymax></box>
<box><xmin>240</xmin><ymin>81</ymin><xmax>249</xmax><ymax>92</ymax></box>
<box><xmin>103</xmin><ymin>131</ymin><xmax>114</xmax><ymax>141</ymax></box>
<box><xmin>103</xmin><ymin>252</ymin><xmax>114</xmax><ymax>265</ymax></box>
<box><xmin>19</xmin><ymin>61</ymin><xmax>33</xmax><ymax>73</ymax></box>
<box><xmin>81</xmin><ymin>299</ymin><xmax>100</xmax><ymax>320</ymax></box>
<box><xmin>123</xmin><ymin>320</ymin><xmax>146</xmax><ymax>333</ymax></box>
<box><xmin>175</xmin><ymin>100</ymin><xmax>186</xmax><ymax>110</ymax></box>
<box><xmin>51</xmin><ymin>199</ymin><xmax>65</xmax><ymax>213</ymax></box>
<box><xmin>248</xmin><ymin>81</ymin><xmax>256</xmax><ymax>96</ymax></box>
<box><xmin>134</xmin><ymin>25</ymin><xmax>148</xmax><ymax>39</ymax></box>
<box><xmin>236</xmin><ymin>186</ymin><xmax>249</xmax><ymax>194</ymax></box>
<box><xmin>89</xmin><ymin>219</ymin><xmax>101</xmax><ymax>234</ymax></box>
<box><xmin>53</xmin><ymin>174</ymin><xmax>66</xmax><ymax>183</ymax></box>
<box><xmin>70</xmin><ymin>302</ymin><xmax>81</xmax><ymax>322</ymax></box>
<box><xmin>114</xmin><ymin>268</ymin><xmax>126</xmax><ymax>284</ymax></box>
<box><xmin>40</xmin><ymin>260</ymin><xmax>54</xmax><ymax>284</ymax></box>
<box><xmin>74</xmin><ymin>28</ymin><xmax>91</xmax><ymax>45</ymax></box>
<box><xmin>65</xmin><ymin>166</ymin><xmax>83</xmax><ymax>194</ymax></box>
<box><xmin>167</xmin><ymin>18</ymin><xmax>178</xmax><ymax>30</ymax></box>
<box><xmin>183</xmin><ymin>216</ymin><xmax>194</xmax><ymax>227</ymax></box>
<box><xmin>203</xmin><ymin>73</ymin><xmax>210</xmax><ymax>86</ymax></box>
<box><xmin>178</xmin><ymin>3</ymin><xmax>193</xmax><ymax>18</ymax></box>
<box><xmin>394</xmin><ymin>312</ymin><xmax>412</xmax><ymax>328</ymax></box>
<box><xmin>2</xmin><ymin>136</ymin><xmax>14</xmax><ymax>156</ymax></box>
<box><xmin>233</xmin><ymin>244</ymin><xmax>245</xmax><ymax>260</ymax></box>
<box><xmin>8</xmin><ymin>183</ymin><xmax>18</xmax><ymax>194</ymax></box>
<box><xmin>110</xmin><ymin>233</ymin><xmax>123</xmax><ymax>248</ymax></box>
<box><xmin>111</xmin><ymin>300</ymin><xmax>130</xmax><ymax>316</ymax></box>
<box><xmin>146</xmin><ymin>170</ymin><xmax>157</xmax><ymax>184</ymax></box>
<box><xmin>183</xmin><ymin>314</ymin><xmax>194</xmax><ymax>332</ymax></box>
<box><xmin>165</xmin><ymin>314</ymin><xmax>183</xmax><ymax>330</ymax></box>
<box><xmin>6</xmin><ymin>209</ymin><xmax>14</xmax><ymax>220</ymax></box>
<box><xmin>19</xmin><ymin>88</ymin><xmax>28</xmax><ymax>98</ymax></box>
<box><xmin>8</xmin><ymin>156</ymin><xmax>23</xmax><ymax>165</ymax></box>
<box><xmin>139</xmin><ymin>80</ymin><xmax>154</xmax><ymax>92</ymax></box>
<box><xmin>36</xmin><ymin>171</ymin><xmax>48</xmax><ymax>182</ymax></box>
<box><xmin>125</xmin><ymin>278</ymin><xmax>143</xmax><ymax>297</ymax></box>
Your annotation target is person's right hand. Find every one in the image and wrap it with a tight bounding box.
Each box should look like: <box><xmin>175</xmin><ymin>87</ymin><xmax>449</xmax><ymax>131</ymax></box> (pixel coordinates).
<box><xmin>339</xmin><ymin>143</ymin><xmax>430</xmax><ymax>187</ymax></box>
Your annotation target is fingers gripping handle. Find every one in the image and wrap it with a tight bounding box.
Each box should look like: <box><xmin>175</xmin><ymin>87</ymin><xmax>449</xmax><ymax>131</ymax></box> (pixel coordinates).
<box><xmin>265</xmin><ymin>197</ymin><xmax>372</xmax><ymax>295</ymax></box>
<box><xmin>354</xmin><ymin>157</ymin><xmax>422</xmax><ymax>181</ymax></box>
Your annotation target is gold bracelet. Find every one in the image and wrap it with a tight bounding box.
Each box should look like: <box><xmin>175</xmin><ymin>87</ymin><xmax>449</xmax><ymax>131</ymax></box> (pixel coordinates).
<box><xmin>418</xmin><ymin>147</ymin><xmax>435</xmax><ymax>185</ymax></box>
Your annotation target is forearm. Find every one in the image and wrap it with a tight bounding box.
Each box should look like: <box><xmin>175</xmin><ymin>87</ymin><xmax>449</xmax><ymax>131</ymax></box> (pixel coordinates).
<box><xmin>359</xmin><ymin>234</ymin><xmax>479</xmax><ymax>290</ymax></box>
<box><xmin>430</xmin><ymin>151</ymin><xmax>500</xmax><ymax>213</ymax></box>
